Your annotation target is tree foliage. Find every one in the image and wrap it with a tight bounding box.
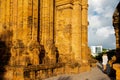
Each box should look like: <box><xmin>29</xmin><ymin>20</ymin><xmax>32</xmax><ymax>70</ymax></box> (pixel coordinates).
<box><xmin>93</xmin><ymin>49</ymin><xmax>116</xmax><ymax>62</ymax></box>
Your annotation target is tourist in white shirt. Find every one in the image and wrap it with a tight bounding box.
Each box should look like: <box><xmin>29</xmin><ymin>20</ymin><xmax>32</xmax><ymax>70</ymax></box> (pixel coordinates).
<box><xmin>102</xmin><ymin>53</ymin><xmax>108</xmax><ymax>72</ymax></box>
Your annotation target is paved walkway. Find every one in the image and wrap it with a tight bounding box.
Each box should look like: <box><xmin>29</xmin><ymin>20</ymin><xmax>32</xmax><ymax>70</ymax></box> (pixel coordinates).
<box><xmin>45</xmin><ymin>63</ymin><xmax>116</xmax><ymax>80</ymax></box>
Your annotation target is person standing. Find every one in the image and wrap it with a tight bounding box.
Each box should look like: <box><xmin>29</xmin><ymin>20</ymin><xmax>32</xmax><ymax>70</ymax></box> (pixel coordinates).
<box><xmin>102</xmin><ymin>53</ymin><xmax>108</xmax><ymax>72</ymax></box>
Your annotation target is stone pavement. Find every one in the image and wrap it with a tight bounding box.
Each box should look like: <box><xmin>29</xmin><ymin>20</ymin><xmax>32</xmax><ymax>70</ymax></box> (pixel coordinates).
<box><xmin>45</xmin><ymin>63</ymin><xmax>116</xmax><ymax>80</ymax></box>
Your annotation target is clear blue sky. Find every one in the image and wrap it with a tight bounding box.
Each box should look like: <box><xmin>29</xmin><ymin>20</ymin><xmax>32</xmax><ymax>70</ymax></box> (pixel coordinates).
<box><xmin>88</xmin><ymin>0</ymin><xmax>120</xmax><ymax>49</ymax></box>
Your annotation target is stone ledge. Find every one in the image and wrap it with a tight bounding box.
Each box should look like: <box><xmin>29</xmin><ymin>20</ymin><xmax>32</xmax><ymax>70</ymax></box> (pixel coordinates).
<box><xmin>56</xmin><ymin>0</ymin><xmax>72</xmax><ymax>6</ymax></box>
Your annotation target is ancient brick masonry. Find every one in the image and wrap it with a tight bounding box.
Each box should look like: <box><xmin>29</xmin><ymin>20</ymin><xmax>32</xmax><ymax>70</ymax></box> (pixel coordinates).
<box><xmin>113</xmin><ymin>2</ymin><xmax>120</xmax><ymax>80</ymax></box>
<box><xmin>0</xmin><ymin>0</ymin><xmax>90</xmax><ymax>80</ymax></box>
<box><xmin>113</xmin><ymin>2</ymin><xmax>120</xmax><ymax>49</ymax></box>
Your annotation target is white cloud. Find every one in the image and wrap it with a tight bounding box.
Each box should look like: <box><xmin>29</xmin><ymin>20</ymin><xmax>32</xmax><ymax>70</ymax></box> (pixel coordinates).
<box><xmin>88</xmin><ymin>0</ymin><xmax>119</xmax><ymax>49</ymax></box>
<box><xmin>96</xmin><ymin>27</ymin><xmax>114</xmax><ymax>39</ymax></box>
<box><xmin>89</xmin><ymin>15</ymin><xmax>102</xmax><ymax>28</ymax></box>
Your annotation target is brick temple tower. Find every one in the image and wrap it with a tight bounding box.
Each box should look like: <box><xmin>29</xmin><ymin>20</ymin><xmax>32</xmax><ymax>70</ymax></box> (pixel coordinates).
<box><xmin>0</xmin><ymin>0</ymin><xmax>89</xmax><ymax>79</ymax></box>
<box><xmin>113</xmin><ymin>2</ymin><xmax>120</xmax><ymax>49</ymax></box>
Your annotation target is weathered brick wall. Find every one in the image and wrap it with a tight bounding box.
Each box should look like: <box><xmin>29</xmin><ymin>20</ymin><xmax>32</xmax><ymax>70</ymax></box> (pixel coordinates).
<box><xmin>0</xmin><ymin>0</ymin><xmax>90</xmax><ymax>79</ymax></box>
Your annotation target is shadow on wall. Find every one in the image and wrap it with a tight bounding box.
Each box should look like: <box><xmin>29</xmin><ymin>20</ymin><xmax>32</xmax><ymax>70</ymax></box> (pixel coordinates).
<box><xmin>115</xmin><ymin>48</ymin><xmax>120</xmax><ymax>63</ymax></box>
<box><xmin>39</xmin><ymin>45</ymin><xmax>60</xmax><ymax>64</ymax></box>
<box><xmin>0</xmin><ymin>30</ymin><xmax>13</xmax><ymax>80</ymax></box>
<box><xmin>0</xmin><ymin>41</ymin><xmax>11</xmax><ymax>80</ymax></box>
<box><xmin>55</xmin><ymin>47</ymin><xmax>59</xmax><ymax>63</ymax></box>
<box><xmin>39</xmin><ymin>45</ymin><xmax>45</xmax><ymax>64</ymax></box>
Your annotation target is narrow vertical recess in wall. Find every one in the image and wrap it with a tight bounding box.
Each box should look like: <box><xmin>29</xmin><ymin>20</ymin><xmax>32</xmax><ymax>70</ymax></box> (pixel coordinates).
<box><xmin>38</xmin><ymin>0</ymin><xmax>40</xmax><ymax>42</ymax></box>
<box><xmin>28</xmin><ymin>0</ymin><xmax>33</xmax><ymax>41</ymax></box>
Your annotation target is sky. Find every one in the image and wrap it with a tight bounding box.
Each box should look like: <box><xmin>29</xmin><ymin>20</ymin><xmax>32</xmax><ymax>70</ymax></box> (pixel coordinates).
<box><xmin>88</xmin><ymin>0</ymin><xmax>120</xmax><ymax>49</ymax></box>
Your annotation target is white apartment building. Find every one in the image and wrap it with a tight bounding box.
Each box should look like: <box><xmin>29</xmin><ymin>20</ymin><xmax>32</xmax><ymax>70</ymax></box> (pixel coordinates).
<box><xmin>90</xmin><ymin>45</ymin><xmax>103</xmax><ymax>57</ymax></box>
